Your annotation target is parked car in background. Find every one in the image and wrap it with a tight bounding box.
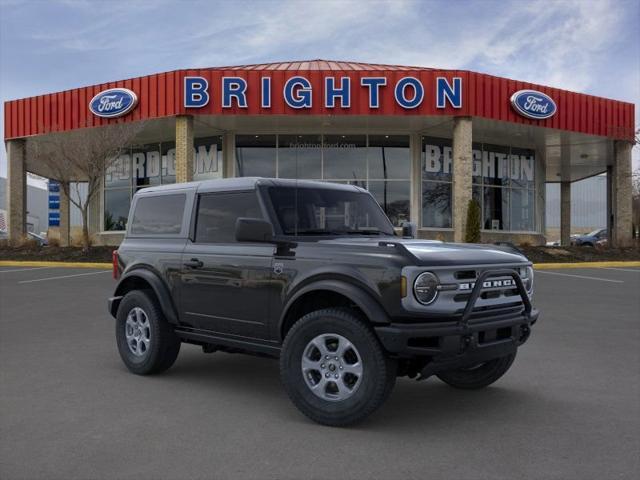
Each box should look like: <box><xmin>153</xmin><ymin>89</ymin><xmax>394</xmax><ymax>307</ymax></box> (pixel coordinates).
<box><xmin>0</xmin><ymin>230</ymin><xmax>47</xmax><ymax>245</ymax></box>
<box><xmin>571</xmin><ymin>229</ymin><xmax>607</xmax><ymax>247</ymax></box>
<box><xmin>27</xmin><ymin>231</ymin><xmax>48</xmax><ymax>246</ymax></box>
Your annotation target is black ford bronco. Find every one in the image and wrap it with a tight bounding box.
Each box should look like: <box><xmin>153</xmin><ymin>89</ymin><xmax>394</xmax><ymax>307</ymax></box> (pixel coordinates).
<box><xmin>109</xmin><ymin>178</ymin><xmax>538</xmax><ymax>426</ymax></box>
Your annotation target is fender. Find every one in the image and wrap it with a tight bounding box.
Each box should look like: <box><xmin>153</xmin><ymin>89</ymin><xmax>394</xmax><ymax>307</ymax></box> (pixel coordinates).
<box><xmin>111</xmin><ymin>268</ymin><xmax>179</xmax><ymax>324</ymax></box>
<box><xmin>279</xmin><ymin>278</ymin><xmax>392</xmax><ymax>334</ymax></box>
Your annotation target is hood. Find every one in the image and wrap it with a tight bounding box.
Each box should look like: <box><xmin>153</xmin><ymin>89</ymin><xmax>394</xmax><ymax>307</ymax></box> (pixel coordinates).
<box><xmin>317</xmin><ymin>237</ymin><xmax>529</xmax><ymax>266</ymax></box>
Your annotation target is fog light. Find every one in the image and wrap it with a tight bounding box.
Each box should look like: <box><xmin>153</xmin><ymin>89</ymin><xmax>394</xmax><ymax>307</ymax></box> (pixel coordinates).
<box><xmin>414</xmin><ymin>272</ymin><xmax>439</xmax><ymax>305</ymax></box>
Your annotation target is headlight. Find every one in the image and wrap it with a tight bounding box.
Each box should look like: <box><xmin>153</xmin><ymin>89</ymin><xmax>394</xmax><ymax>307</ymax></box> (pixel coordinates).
<box><xmin>414</xmin><ymin>272</ymin><xmax>439</xmax><ymax>305</ymax></box>
<box><xmin>526</xmin><ymin>266</ymin><xmax>534</xmax><ymax>293</ymax></box>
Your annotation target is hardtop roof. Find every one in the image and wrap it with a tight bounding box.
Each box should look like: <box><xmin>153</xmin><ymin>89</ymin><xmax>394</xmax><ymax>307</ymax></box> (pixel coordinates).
<box><xmin>134</xmin><ymin>177</ymin><xmax>368</xmax><ymax>196</ymax></box>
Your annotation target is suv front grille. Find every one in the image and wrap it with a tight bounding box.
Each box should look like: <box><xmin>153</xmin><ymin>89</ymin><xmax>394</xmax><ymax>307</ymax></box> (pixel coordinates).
<box><xmin>401</xmin><ymin>263</ymin><xmax>532</xmax><ymax>317</ymax></box>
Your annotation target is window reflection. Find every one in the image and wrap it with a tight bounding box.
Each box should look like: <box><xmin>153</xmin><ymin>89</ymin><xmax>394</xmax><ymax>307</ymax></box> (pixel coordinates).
<box><xmin>422</xmin><ymin>182</ymin><xmax>452</xmax><ymax>228</ymax></box>
<box><xmin>368</xmin><ymin>135</ymin><xmax>410</xmax><ymax>180</ymax></box>
<box><xmin>104</xmin><ymin>189</ymin><xmax>130</xmax><ymax>231</ymax></box>
<box><xmin>278</xmin><ymin>134</ymin><xmax>322</xmax><ymax>179</ymax></box>
<box><xmin>323</xmin><ymin>135</ymin><xmax>367</xmax><ymax>180</ymax></box>
<box><xmin>236</xmin><ymin>135</ymin><xmax>277</xmax><ymax>177</ymax></box>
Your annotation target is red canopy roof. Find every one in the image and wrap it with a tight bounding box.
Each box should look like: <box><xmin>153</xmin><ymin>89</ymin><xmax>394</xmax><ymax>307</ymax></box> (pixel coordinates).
<box><xmin>4</xmin><ymin>59</ymin><xmax>635</xmax><ymax>141</ymax></box>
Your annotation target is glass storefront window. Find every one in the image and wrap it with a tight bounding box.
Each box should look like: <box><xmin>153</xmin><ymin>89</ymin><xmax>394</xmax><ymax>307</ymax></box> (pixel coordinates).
<box><xmin>235</xmin><ymin>134</ymin><xmax>410</xmax><ymax>227</ymax></box>
<box><xmin>104</xmin><ymin>188</ymin><xmax>130</xmax><ymax>231</ymax></box>
<box><xmin>422</xmin><ymin>181</ymin><xmax>452</xmax><ymax>228</ymax></box>
<box><xmin>322</xmin><ymin>135</ymin><xmax>367</xmax><ymax>180</ymax></box>
<box><xmin>105</xmin><ymin>153</ymin><xmax>131</xmax><ymax>188</ymax></box>
<box><xmin>161</xmin><ymin>141</ymin><xmax>176</xmax><ymax>184</ymax></box>
<box><xmin>422</xmin><ymin>137</ymin><xmax>452</xmax><ymax>227</ymax></box>
<box><xmin>194</xmin><ymin>136</ymin><xmax>223</xmax><ymax>181</ymax></box>
<box><xmin>423</xmin><ymin>137</ymin><xmax>452</xmax><ymax>182</ymax></box>
<box><xmin>510</xmin><ymin>188</ymin><xmax>535</xmax><ymax>231</ymax></box>
<box><xmin>236</xmin><ymin>135</ymin><xmax>277</xmax><ymax>177</ymax></box>
<box><xmin>278</xmin><ymin>134</ymin><xmax>322</xmax><ymax>179</ymax></box>
<box><xmin>104</xmin><ymin>136</ymin><xmax>221</xmax><ymax>231</ymax></box>
<box><xmin>483</xmin><ymin>186</ymin><xmax>509</xmax><ymax>231</ymax></box>
<box><xmin>368</xmin><ymin>135</ymin><xmax>410</xmax><ymax>180</ymax></box>
<box><xmin>510</xmin><ymin>147</ymin><xmax>535</xmax><ymax>189</ymax></box>
<box><xmin>132</xmin><ymin>143</ymin><xmax>162</xmax><ymax>188</ymax></box>
<box><xmin>482</xmin><ymin>144</ymin><xmax>510</xmax><ymax>187</ymax></box>
<box><xmin>422</xmin><ymin>137</ymin><xmax>536</xmax><ymax>232</ymax></box>
<box><xmin>368</xmin><ymin>181</ymin><xmax>410</xmax><ymax>227</ymax></box>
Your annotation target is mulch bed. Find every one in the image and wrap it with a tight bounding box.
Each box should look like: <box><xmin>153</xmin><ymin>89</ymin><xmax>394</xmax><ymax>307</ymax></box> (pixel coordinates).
<box><xmin>0</xmin><ymin>245</ymin><xmax>114</xmax><ymax>263</ymax></box>
<box><xmin>1</xmin><ymin>243</ymin><xmax>638</xmax><ymax>264</ymax></box>
<box><xmin>519</xmin><ymin>245</ymin><xmax>640</xmax><ymax>263</ymax></box>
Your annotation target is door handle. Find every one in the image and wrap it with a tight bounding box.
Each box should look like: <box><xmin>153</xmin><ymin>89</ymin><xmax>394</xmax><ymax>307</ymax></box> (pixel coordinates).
<box><xmin>184</xmin><ymin>258</ymin><xmax>203</xmax><ymax>269</ymax></box>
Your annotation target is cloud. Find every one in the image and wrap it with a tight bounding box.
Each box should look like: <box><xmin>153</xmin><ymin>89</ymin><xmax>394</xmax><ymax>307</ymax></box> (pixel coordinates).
<box><xmin>1</xmin><ymin>0</ymin><xmax>638</xmax><ymax>175</ymax></box>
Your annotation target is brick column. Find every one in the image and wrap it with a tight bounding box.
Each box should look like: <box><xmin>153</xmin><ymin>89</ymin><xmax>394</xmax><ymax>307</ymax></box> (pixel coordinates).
<box><xmin>409</xmin><ymin>133</ymin><xmax>422</xmax><ymax>226</ymax></box>
<box><xmin>560</xmin><ymin>181</ymin><xmax>571</xmax><ymax>246</ymax></box>
<box><xmin>222</xmin><ymin>132</ymin><xmax>235</xmax><ymax>178</ymax></box>
<box><xmin>59</xmin><ymin>182</ymin><xmax>71</xmax><ymax>247</ymax></box>
<box><xmin>6</xmin><ymin>139</ymin><xmax>27</xmax><ymax>244</ymax></box>
<box><xmin>452</xmin><ymin>117</ymin><xmax>473</xmax><ymax>243</ymax></box>
<box><xmin>175</xmin><ymin>115</ymin><xmax>194</xmax><ymax>183</ymax></box>
<box><xmin>611</xmin><ymin>141</ymin><xmax>633</xmax><ymax>247</ymax></box>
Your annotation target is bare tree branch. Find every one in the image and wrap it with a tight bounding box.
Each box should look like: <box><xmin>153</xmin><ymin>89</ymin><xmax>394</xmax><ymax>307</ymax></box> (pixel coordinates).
<box><xmin>26</xmin><ymin>120</ymin><xmax>145</xmax><ymax>250</ymax></box>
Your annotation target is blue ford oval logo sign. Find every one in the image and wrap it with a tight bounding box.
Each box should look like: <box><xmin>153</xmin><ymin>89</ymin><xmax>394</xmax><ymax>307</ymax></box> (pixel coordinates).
<box><xmin>510</xmin><ymin>89</ymin><xmax>556</xmax><ymax>120</ymax></box>
<box><xmin>89</xmin><ymin>88</ymin><xmax>138</xmax><ymax>118</ymax></box>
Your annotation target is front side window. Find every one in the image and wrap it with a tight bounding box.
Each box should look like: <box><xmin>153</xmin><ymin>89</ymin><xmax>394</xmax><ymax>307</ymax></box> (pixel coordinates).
<box><xmin>195</xmin><ymin>192</ymin><xmax>263</xmax><ymax>243</ymax></box>
<box><xmin>129</xmin><ymin>194</ymin><xmax>186</xmax><ymax>235</ymax></box>
<box><xmin>268</xmin><ymin>186</ymin><xmax>395</xmax><ymax>236</ymax></box>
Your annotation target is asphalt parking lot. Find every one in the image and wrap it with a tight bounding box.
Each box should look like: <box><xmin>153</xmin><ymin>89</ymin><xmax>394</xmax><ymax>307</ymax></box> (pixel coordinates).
<box><xmin>1</xmin><ymin>265</ymin><xmax>639</xmax><ymax>480</ymax></box>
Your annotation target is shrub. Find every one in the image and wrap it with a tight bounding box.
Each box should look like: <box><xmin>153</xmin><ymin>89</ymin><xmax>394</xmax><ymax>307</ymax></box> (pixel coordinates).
<box><xmin>465</xmin><ymin>199</ymin><xmax>482</xmax><ymax>243</ymax></box>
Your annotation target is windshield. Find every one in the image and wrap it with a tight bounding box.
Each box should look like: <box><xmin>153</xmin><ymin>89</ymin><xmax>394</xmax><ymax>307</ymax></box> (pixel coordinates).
<box><xmin>267</xmin><ymin>186</ymin><xmax>395</xmax><ymax>236</ymax></box>
<box><xmin>587</xmin><ymin>229</ymin><xmax>604</xmax><ymax>237</ymax></box>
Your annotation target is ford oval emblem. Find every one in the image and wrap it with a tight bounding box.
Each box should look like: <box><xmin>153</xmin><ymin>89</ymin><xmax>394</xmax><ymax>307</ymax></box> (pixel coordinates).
<box><xmin>510</xmin><ymin>89</ymin><xmax>556</xmax><ymax>120</ymax></box>
<box><xmin>89</xmin><ymin>88</ymin><xmax>138</xmax><ymax>118</ymax></box>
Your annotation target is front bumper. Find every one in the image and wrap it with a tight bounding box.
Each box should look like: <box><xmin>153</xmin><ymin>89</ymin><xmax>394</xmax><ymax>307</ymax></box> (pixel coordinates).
<box><xmin>375</xmin><ymin>267</ymin><xmax>539</xmax><ymax>378</ymax></box>
<box><xmin>376</xmin><ymin>307</ymin><xmax>538</xmax><ymax>358</ymax></box>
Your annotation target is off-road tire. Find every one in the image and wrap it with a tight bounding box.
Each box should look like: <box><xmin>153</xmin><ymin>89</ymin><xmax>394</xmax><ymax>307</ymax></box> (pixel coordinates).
<box><xmin>116</xmin><ymin>290</ymin><xmax>181</xmax><ymax>375</ymax></box>
<box><xmin>280</xmin><ymin>308</ymin><xmax>396</xmax><ymax>427</ymax></box>
<box><xmin>436</xmin><ymin>352</ymin><xmax>516</xmax><ymax>390</ymax></box>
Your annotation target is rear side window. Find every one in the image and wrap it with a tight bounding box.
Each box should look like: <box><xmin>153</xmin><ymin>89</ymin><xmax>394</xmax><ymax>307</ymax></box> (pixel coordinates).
<box><xmin>130</xmin><ymin>194</ymin><xmax>186</xmax><ymax>235</ymax></box>
<box><xmin>195</xmin><ymin>191</ymin><xmax>262</xmax><ymax>243</ymax></box>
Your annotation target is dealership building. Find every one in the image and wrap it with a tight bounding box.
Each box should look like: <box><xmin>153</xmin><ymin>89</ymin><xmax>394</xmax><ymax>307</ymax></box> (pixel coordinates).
<box><xmin>3</xmin><ymin>60</ymin><xmax>635</xmax><ymax>246</ymax></box>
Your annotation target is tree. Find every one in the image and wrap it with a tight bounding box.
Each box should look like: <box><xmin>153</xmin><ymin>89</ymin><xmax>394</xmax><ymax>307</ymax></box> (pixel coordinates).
<box><xmin>465</xmin><ymin>198</ymin><xmax>482</xmax><ymax>243</ymax></box>
<box><xmin>26</xmin><ymin>121</ymin><xmax>144</xmax><ymax>251</ymax></box>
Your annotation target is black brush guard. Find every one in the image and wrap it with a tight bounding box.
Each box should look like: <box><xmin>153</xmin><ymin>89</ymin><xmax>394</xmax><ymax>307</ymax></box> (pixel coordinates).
<box><xmin>374</xmin><ymin>268</ymin><xmax>537</xmax><ymax>380</ymax></box>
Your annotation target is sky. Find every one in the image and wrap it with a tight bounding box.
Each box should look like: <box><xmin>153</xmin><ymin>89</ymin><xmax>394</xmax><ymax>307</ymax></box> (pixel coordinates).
<box><xmin>1</xmin><ymin>0</ymin><xmax>638</xmax><ymax>183</ymax></box>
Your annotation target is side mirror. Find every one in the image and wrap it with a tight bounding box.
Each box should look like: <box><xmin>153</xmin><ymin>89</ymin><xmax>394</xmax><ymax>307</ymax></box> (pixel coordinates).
<box><xmin>401</xmin><ymin>221</ymin><xmax>416</xmax><ymax>239</ymax></box>
<box><xmin>235</xmin><ymin>217</ymin><xmax>274</xmax><ymax>243</ymax></box>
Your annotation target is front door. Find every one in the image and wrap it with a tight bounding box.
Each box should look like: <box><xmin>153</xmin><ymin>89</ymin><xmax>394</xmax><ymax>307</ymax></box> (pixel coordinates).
<box><xmin>179</xmin><ymin>190</ymin><xmax>275</xmax><ymax>340</ymax></box>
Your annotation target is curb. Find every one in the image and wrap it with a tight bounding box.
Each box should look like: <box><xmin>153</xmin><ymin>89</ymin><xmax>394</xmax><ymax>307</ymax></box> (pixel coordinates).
<box><xmin>0</xmin><ymin>260</ymin><xmax>111</xmax><ymax>269</ymax></box>
<box><xmin>533</xmin><ymin>261</ymin><xmax>640</xmax><ymax>269</ymax></box>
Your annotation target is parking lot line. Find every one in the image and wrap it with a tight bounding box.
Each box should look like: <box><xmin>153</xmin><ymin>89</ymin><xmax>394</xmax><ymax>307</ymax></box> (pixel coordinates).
<box><xmin>600</xmin><ymin>267</ymin><xmax>640</xmax><ymax>273</ymax></box>
<box><xmin>0</xmin><ymin>266</ymin><xmax>56</xmax><ymax>274</ymax></box>
<box><xmin>535</xmin><ymin>270</ymin><xmax>624</xmax><ymax>283</ymax></box>
<box><xmin>18</xmin><ymin>270</ymin><xmax>111</xmax><ymax>284</ymax></box>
